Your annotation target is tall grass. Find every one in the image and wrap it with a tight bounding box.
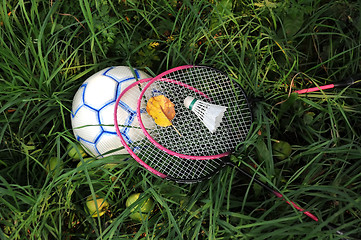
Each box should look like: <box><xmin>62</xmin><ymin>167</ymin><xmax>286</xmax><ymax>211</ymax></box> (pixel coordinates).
<box><xmin>1</xmin><ymin>0</ymin><xmax>360</xmax><ymax>239</ymax></box>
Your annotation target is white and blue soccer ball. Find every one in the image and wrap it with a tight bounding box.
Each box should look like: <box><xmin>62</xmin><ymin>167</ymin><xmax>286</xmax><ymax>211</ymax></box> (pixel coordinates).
<box><xmin>71</xmin><ymin>66</ymin><xmax>155</xmax><ymax>158</ymax></box>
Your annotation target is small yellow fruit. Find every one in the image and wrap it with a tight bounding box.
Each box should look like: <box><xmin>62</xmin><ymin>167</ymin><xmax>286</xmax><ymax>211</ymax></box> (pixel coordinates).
<box><xmin>273</xmin><ymin>140</ymin><xmax>292</xmax><ymax>160</ymax></box>
<box><xmin>76</xmin><ymin>157</ymin><xmax>95</xmax><ymax>173</ymax></box>
<box><xmin>43</xmin><ymin>157</ymin><xmax>63</xmax><ymax>175</ymax></box>
<box><xmin>76</xmin><ymin>157</ymin><xmax>94</xmax><ymax>168</ymax></box>
<box><xmin>86</xmin><ymin>195</ymin><xmax>109</xmax><ymax>218</ymax></box>
<box><xmin>67</xmin><ymin>142</ymin><xmax>87</xmax><ymax>160</ymax></box>
<box><xmin>125</xmin><ymin>193</ymin><xmax>153</xmax><ymax>221</ymax></box>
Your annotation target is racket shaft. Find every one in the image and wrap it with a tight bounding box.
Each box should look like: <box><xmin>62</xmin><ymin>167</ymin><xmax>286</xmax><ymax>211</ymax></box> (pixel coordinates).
<box><xmin>229</xmin><ymin>162</ymin><xmax>319</xmax><ymax>221</ymax></box>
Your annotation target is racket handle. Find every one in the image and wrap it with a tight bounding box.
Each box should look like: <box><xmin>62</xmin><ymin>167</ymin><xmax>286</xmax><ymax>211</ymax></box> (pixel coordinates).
<box><xmin>271</xmin><ymin>190</ymin><xmax>319</xmax><ymax>221</ymax></box>
<box><xmin>295</xmin><ymin>74</ymin><xmax>361</xmax><ymax>94</ymax></box>
<box><xmin>229</xmin><ymin>163</ymin><xmax>354</xmax><ymax>237</ymax></box>
<box><xmin>295</xmin><ymin>84</ymin><xmax>335</xmax><ymax>94</ymax></box>
<box><xmin>334</xmin><ymin>74</ymin><xmax>361</xmax><ymax>88</ymax></box>
<box><xmin>227</xmin><ymin>162</ymin><xmax>319</xmax><ymax>221</ymax></box>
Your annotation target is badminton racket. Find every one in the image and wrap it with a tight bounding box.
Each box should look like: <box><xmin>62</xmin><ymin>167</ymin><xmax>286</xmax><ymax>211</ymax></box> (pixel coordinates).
<box><xmin>295</xmin><ymin>74</ymin><xmax>361</xmax><ymax>94</ymax></box>
<box><xmin>136</xmin><ymin>65</ymin><xmax>253</xmax><ymax>160</ymax></box>
<box><xmin>113</xmin><ymin>67</ymin><xmax>319</xmax><ymax>222</ymax></box>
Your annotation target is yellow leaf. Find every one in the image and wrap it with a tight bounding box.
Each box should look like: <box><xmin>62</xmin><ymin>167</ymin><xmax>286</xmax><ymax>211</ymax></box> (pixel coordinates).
<box><xmin>146</xmin><ymin>95</ymin><xmax>175</xmax><ymax>127</ymax></box>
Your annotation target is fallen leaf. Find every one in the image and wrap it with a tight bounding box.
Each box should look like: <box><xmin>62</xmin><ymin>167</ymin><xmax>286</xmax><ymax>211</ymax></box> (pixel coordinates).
<box><xmin>146</xmin><ymin>95</ymin><xmax>175</xmax><ymax>127</ymax></box>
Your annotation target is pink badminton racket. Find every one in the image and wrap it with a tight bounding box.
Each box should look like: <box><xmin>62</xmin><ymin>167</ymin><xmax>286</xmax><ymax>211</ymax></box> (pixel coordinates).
<box><xmin>114</xmin><ymin>66</ymin><xmax>319</xmax><ymax>222</ymax></box>
<box><xmin>136</xmin><ymin>65</ymin><xmax>253</xmax><ymax>160</ymax></box>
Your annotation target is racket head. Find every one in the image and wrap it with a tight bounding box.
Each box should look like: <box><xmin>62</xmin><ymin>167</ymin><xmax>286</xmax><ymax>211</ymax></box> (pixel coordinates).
<box><xmin>114</xmin><ymin>78</ymin><xmax>225</xmax><ymax>183</ymax></box>
<box><xmin>137</xmin><ymin>65</ymin><xmax>253</xmax><ymax>160</ymax></box>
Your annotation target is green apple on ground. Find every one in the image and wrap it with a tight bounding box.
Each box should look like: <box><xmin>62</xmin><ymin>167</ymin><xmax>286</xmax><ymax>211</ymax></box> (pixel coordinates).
<box><xmin>76</xmin><ymin>157</ymin><xmax>95</xmax><ymax>173</ymax></box>
<box><xmin>76</xmin><ymin>157</ymin><xmax>94</xmax><ymax>168</ymax></box>
<box><xmin>103</xmin><ymin>163</ymin><xmax>120</xmax><ymax>169</ymax></box>
<box><xmin>43</xmin><ymin>157</ymin><xmax>63</xmax><ymax>175</ymax></box>
<box><xmin>86</xmin><ymin>195</ymin><xmax>109</xmax><ymax>218</ymax></box>
<box><xmin>125</xmin><ymin>193</ymin><xmax>154</xmax><ymax>222</ymax></box>
<box><xmin>273</xmin><ymin>140</ymin><xmax>292</xmax><ymax>160</ymax></box>
<box><xmin>103</xmin><ymin>154</ymin><xmax>131</xmax><ymax>169</ymax></box>
<box><xmin>67</xmin><ymin>142</ymin><xmax>87</xmax><ymax>160</ymax></box>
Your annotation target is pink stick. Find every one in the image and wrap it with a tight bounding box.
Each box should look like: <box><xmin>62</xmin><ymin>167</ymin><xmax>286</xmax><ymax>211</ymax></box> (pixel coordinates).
<box><xmin>295</xmin><ymin>84</ymin><xmax>335</xmax><ymax>94</ymax></box>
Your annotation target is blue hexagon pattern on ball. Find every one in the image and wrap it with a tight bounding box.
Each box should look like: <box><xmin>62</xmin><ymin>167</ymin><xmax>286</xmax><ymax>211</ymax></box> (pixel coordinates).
<box><xmin>71</xmin><ymin>66</ymin><xmax>155</xmax><ymax>158</ymax></box>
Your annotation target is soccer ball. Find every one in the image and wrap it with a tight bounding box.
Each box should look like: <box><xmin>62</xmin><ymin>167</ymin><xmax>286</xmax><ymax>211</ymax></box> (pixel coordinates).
<box><xmin>71</xmin><ymin>66</ymin><xmax>155</xmax><ymax>158</ymax></box>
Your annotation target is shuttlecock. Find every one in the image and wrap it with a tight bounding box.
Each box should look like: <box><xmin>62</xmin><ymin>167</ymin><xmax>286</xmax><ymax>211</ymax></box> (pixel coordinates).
<box><xmin>184</xmin><ymin>96</ymin><xmax>227</xmax><ymax>133</ymax></box>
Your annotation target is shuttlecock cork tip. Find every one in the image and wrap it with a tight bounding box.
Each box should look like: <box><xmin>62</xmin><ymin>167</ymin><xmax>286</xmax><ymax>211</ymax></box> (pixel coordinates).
<box><xmin>184</xmin><ymin>96</ymin><xmax>196</xmax><ymax>110</ymax></box>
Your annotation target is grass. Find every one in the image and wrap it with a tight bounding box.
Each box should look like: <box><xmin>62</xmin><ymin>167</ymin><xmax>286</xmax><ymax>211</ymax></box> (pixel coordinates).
<box><xmin>1</xmin><ymin>0</ymin><xmax>361</xmax><ymax>239</ymax></box>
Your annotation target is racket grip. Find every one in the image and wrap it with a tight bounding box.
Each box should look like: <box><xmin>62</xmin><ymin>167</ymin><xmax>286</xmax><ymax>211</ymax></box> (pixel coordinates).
<box><xmin>228</xmin><ymin>162</ymin><xmax>318</xmax><ymax>221</ymax></box>
<box><xmin>295</xmin><ymin>74</ymin><xmax>361</xmax><ymax>94</ymax></box>
<box><xmin>334</xmin><ymin>74</ymin><xmax>361</xmax><ymax>88</ymax></box>
<box><xmin>271</xmin><ymin>190</ymin><xmax>319</xmax><ymax>221</ymax></box>
<box><xmin>295</xmin><ymin>84</ymin><xmax>335</xmax><ymax>94</ymax></box>
<box><xmin>228</xmin><ymin>163</ymin><xmax>352</xmax><ymax>237</ymax></box>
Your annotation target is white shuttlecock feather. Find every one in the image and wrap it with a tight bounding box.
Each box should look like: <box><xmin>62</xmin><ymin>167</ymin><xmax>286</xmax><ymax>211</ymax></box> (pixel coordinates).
<box><xmin>184</xmin><ymin>96</ymin><xmax>227</xmax><ymax>133</ymax></box>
